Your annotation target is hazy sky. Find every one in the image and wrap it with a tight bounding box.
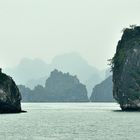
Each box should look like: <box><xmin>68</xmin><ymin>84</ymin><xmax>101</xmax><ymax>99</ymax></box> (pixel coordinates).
<box><xmin>0</xmin><ymin>0</ymin><xmax>140</xmax><ymax>70</ymax></box>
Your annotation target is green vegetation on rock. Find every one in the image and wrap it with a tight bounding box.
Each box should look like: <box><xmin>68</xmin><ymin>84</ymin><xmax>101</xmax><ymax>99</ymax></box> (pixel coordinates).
<box><xmin>19</xmin><ymin>69</ymin><xmax>89</xmax><ymax>102</ymax></box>
<box><xmin>112</xmin><ymin>25</ymin><xmax>140</xmax><ymax>110</ymax></box>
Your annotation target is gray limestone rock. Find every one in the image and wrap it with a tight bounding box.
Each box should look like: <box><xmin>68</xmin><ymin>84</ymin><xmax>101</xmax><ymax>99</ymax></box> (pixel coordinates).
<box><xmin>0</xmin><ymin>69</ymin><xmax>22</xmax><ymax>113</ymax></box>
<box><xmin>112</xmin><ymin>26</ymin><xmax>140</xmax><ymax>110</ymax></box>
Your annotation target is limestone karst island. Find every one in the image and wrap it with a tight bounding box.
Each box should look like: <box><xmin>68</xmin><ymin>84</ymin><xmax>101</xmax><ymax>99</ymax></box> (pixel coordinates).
<box><xmin>1</xmin><ymin>26</ymin><xmax>140</xmax><ymax>113</ymax></box>
<box><xmin>1</xmin><ymin>0</ymin><xmax>140</xmax><ymax>139</ymax></box>
<box><xmin>0</xmin><ymin>68</ymin><xmax>22</xmax><ymax>113</ymax></box>
<box><xmin>112</xmin><ymin>25</ymin><xmax>140</xmax><ymax>111</ymax></box>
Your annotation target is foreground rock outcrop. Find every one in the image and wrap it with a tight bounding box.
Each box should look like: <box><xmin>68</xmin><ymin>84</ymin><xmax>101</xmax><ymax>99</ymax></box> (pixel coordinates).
<box><xmin>112</xmin><ymin>26</ymin><xmax>140</xmax><ymax>110</ymax></box>
<box><xmin>0</xmin><ymin>69</ymin><xmax>22</xmax><ymax>113</ymax></box>
<box><xmin>19</xmin><ymin>69</ymin><xmax>89</xmax><ymax>102</ymax></box>
<box><xmin>90</xmin><ymin>76</ymin><xmax>114</xmax><ymax>102</ymax></box>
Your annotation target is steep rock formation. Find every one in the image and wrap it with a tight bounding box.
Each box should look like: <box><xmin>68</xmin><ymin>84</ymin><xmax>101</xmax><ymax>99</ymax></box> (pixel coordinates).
<box><xmin>19</xmin><ymin>69</ymin><xmax>89</xmax><ymax>102</ymax></box>
<box><xmin>18</xmin><ymin>85</ymin><xmax>47</xmax><ymax>102</ymax></box>
<box><xmin>112</xmin><ymin>26</ymin><xmax>140</xmax><ymax>110</ymax></box>
<box><xmin>18</xmin><ymin>85</ymin><xmax>32</xmax><ymax>102</ymax></box>
<box><xmin>45</xmin><ymin>69</ymin><xmax>89</xmax><ymax>102</ymax></box>
<box><xmin>5</xmin><ymin>53</ymin><xmax>102</xmax><ymax>95</ymax></box>
<box><xmin>90</xmin><ymin>76</ymin><xmax>114</xmax><ymax>102</ymax></box>
<box><xmin>0</xmin><ymin>69</ymin><xmax>22</xmax><ymax>113</ymax></box>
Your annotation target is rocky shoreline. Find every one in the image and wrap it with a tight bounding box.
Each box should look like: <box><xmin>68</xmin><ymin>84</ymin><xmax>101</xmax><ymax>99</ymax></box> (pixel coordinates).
<box><xmin>0</xmin><ymin>69</ymin><xmax>24</xmax><ymax>113</ymax></box>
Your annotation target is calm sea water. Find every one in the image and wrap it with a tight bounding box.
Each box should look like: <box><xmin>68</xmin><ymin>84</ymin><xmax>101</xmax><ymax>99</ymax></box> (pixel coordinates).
<box><xmin>0</xmin><ymin>103</ymin><xmax>140</xmax><ymax>140</ymax></box>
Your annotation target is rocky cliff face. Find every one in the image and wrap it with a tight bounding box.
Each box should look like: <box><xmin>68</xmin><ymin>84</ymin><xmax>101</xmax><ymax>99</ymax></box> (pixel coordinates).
<box><xmin>0</xmin><ymin>70</ymin><xmax>22</xmax><ymax>113</ymax></box>
<box><xmin>90</xmin><ymin>76</ymin><xmax>114</xmax><ymax>102</ymax></box>
<box><xmin>112</xmin><ymin>26</ymin><xmax>140</xmax><ymax>110</ymax></box>
<box><xmin>45</xmin><ymin>69</ymin><xmax>89</xmax><ymax>102</ymax></box>
<box><xmin>19</xmin><ymin>69</ymin><xmax>89</xmax><ymax>102</ymax></box>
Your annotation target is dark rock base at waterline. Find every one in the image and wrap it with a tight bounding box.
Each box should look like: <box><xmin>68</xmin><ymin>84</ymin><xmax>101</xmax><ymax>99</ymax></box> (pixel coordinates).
<box><xmin>121</xmin><ymin>105</ymin><xmax>140</xmax><ymax>111</ymax></box>
<box><xmin>0</xmin><ymin>102</ymin><xmax>26</xmax><ymax>114</ymax></box>
<box><xmin>0</xmin><ymin>109</ymin><xmax>27</xmax><ymax>114</ymax></box>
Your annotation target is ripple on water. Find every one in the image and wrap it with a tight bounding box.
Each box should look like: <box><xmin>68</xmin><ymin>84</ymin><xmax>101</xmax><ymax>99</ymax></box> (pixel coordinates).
<box><xmin>0</xmin><ymin>103</ymin><xmax>140</xmax><ymax>140</ymax></box>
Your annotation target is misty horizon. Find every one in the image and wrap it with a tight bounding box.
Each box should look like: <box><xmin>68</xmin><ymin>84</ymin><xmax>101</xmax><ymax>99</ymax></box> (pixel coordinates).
<box><xmin>0</xmin><ymin>1</ymin><xmax>140</xmax><ymax>139</ymax></box>
<box><xmin>4</xmin><ymin>52</ymin><xmax>109</xmax><ymax>70</ymax></box>
<box><xmin>1</xmin><ymin>0</ymin><xmax>140</xmax><ymax>70</ymax></box>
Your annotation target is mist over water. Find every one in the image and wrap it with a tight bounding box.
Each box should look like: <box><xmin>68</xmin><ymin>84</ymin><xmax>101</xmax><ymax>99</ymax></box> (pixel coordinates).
<box><xmin>0</xmin><ymin>103</ymin><xmax>140</xmax><ymax>140</ymax></box>
<box><xmin>1</xmin><ymin>0</ymin><xmax>140</xmax><ymax>69</ymax></box>
<box><xmin>0</xmin><ymin>1</ymin><xmax>140</xmax><ymax>139</ymax></box>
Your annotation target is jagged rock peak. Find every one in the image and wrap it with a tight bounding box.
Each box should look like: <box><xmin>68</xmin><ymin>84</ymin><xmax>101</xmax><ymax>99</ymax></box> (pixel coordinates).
<box><xmin>45</xmin><ymin>69</ymin><xmax>89</xmax><ymax>102</ymax></box>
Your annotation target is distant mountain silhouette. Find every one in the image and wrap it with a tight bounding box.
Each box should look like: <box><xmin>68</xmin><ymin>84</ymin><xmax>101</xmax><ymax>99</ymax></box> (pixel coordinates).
<box><xmin>4</xmin><ymin>58</ymin><xmax>50</xmax><ymax>85</ymax></box>
<box><xmin>26</xmin><ymin>76</ymin><xmax>48</xmax><ymax>89</ymax></box>
<box><xmin>51</xmin><ymin>53</ymin><xmax>104</xmax><ymax>96</ymax></box>
<box><xmin>85</xmin><ymin>74</ymin><xmax>102</xmax><ymax>96</ymax></box>
<box><xmin>51</xmin><ymin>53</ymin><xmax>99</xmax><ymax>82</ymax></box>
<box><xmin>19</xmin><ymin>69</ymin><xmax>89</xmax><ymax>102</ymax></box>
<box><xmin>4</xmin><ymin>53</ymin><xmax>104</xmax><ymax>95</ymax></box>
<box><xmin>90</xmin><ymin>76</ymin><xmax>114</xmax><ymax>102</ymax></box>
<box><xmin>105</xmin><ymin>68</ymin><xmax>112</xmax><ymax>79</ymax></box>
